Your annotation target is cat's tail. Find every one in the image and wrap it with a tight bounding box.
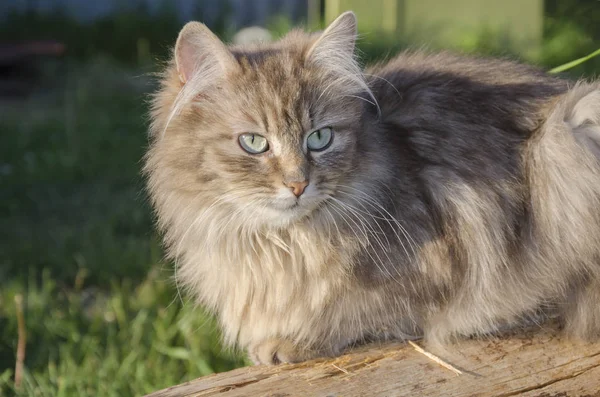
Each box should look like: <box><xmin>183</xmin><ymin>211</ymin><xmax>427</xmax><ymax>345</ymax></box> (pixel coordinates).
<box><xmin>560</xmin><ymin>81</ymin><xmax>600</xmax><ymax>160</ymax></box>
<box><xmin>526</xmin><ymin>80</ymin><xmax>600</xmax><ymax>236</ymax></box>
<box><xmin>529</xmin><ymin>80</ymin><xmax>600</xmax><ymax>340</ymax></box>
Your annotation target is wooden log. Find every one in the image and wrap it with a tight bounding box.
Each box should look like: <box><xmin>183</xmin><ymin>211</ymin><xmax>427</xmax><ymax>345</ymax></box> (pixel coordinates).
<box><xmin>147</xmin><ymin>323</ymin><xmax>600</xmax><ymax>396</ymax></box>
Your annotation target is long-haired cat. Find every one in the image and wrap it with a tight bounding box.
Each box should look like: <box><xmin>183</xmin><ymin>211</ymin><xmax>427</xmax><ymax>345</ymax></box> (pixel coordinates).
<box><xmin>145</xmin><ymin>12</ymin><xmax>600</xmax><ymax>364</ymax></box>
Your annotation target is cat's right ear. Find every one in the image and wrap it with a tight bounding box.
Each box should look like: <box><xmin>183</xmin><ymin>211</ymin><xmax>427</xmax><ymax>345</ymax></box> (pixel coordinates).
<box><xmin>175</xmin><ymin>22</ymin><xmax>237</xmax><ymax>84</ymax></box>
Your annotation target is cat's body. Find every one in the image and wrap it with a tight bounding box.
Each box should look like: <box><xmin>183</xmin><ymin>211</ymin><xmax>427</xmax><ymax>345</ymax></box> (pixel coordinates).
<box><xmin>145</xmin><ymin>12</ymin><xmax>600</xmax><ymax>364</ymax></box>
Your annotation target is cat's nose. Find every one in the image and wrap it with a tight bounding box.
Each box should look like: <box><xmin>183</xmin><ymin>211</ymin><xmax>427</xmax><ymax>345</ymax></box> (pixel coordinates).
<box><xmin>284</xmin><ymin>180</ymin><xmax>309</xmax><ymax>197</ymax></box>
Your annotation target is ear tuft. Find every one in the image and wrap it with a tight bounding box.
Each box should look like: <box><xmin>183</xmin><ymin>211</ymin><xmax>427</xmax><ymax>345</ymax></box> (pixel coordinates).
<box><xmin>175</xmin><ymin>21</ymin><xmax>236</xmax><ymax>84</ymax></box>
<box><xmin>306</xmin><ymin>11</ymin><xmax>357</xmax><ymax>62</ymax></box>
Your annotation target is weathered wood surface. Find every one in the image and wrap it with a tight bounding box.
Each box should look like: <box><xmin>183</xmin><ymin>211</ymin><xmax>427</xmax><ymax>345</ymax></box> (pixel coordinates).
<box><xmin>147</xmin><ymin>325</ymin><xmax>600</xmax><ymax>397</ymax></box>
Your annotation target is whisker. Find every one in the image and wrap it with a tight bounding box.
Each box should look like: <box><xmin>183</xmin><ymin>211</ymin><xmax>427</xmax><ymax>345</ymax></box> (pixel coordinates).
<box><xmin>362</xmin><ymin>73</ymin><xmax>402</xmax><ymax>101</ymax></box>
<box><xmin>330</xmin><ymin>196</ymin><xmax>392</xmax><ymax>249</ymax></box>
<box><xmin>342</xmin><ymin>94</ymin><xmax>378</xmax><ymax>108</ymax></box>
<box><xmin>315</xmin><ymin>73</ymin><xmax>381</xmax><ymax>117</ymax></box>
<box><xmin>329</xmin><ymin>196</ymin><xmax>399</xmax><ymax>278</ymax></box>
<box><xmin>337</xmin><ymin>185</ymin><xmax>419</xmax><ymax>254</ymax></box>
<box><xmin>328</xmin><ymin>199</ymin><xmax>400</xmax><ymax>283</ymax></box>
<box><xmin>334</xmin><ymin>185</ymin><xmax>418</xmax><ymax>260</ymax></box>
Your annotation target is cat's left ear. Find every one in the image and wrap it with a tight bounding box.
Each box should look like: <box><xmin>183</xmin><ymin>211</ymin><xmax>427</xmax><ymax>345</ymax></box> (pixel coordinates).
<box><xmin>306</xmin><ymin>11</ymin><xmax>357</xmax><ymax>63</ymax></box>
<box><xmin>175</xmin><ymin>22</ymin><xmax>237</xmax><ymax>84</ymax></box>
<box><xmin>304</xmin><ymin>12</ymin><xmax>374</xmax><ymax>104</ymax></box>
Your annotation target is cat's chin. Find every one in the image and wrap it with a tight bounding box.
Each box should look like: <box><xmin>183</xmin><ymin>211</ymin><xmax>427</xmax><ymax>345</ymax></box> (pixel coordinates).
<box><xmin>261</xmin><ymin>198</ymin><xmax>323</xmax><ymax>228</ymax></box>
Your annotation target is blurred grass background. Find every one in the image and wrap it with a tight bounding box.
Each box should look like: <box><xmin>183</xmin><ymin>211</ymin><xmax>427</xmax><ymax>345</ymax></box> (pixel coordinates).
<box><xmin>0</xmin><ymin>0</ymin><xmax>599</xmax><ymax>396</ymax></box>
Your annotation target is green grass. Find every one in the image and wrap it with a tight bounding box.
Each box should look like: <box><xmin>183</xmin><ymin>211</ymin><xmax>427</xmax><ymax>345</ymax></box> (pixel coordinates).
<box><xmin>0</xmin><ymin>59</ymin><xmax>247</xmax><ymax>397</ymax></box>
<box><xmin>549</xmin><ymin>48</ymin><xmax>600</xmax><ymax>73</ymax></box>
<box><xmin>0</xmin><ymin>270</ymin><xmax>246</xmax><ymax>396</ymax></box>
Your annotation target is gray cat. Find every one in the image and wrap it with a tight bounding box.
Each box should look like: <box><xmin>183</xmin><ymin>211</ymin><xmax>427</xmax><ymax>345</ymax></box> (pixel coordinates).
<box><xmin>145</xmin><ymin>11</ymin><xmax>600</xmax><ymax>364</ymax></box>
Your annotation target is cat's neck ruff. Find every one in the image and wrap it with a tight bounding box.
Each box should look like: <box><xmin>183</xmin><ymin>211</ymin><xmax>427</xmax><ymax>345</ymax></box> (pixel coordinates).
<box><xmin>167</xmin><ymin>193</ymin><xmax>361</xmax><ymax>346</ymax></box>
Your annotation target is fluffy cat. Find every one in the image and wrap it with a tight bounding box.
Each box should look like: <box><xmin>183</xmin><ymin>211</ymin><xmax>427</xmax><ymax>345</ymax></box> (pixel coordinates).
<box><xmin>145</xmin><ymin>11</ymin><xmax>600</xmax><ymax>365</ymax></box>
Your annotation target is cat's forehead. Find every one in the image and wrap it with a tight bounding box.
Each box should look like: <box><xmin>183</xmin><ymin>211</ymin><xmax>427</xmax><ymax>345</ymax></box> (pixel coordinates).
<box><xmin>225</xmin><ymin>48</ymin><xmax>314</xmax><ymax>135</ymax></box>
<box><xmin>232</xmin><ymin>47</ymin><xmax>287</xmax><ymax>64</ymax></box>
<box><xmin>231</xmin><ymin>47</ymin><xmax>306</xmax><ymax>82</ymax></box>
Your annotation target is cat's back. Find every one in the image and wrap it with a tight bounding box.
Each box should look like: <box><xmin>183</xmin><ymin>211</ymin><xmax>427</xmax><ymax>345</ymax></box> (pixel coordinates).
<box><xmin>360</xmin><ymin>50</ymin><xmax>572</xmax><ymax>201</ymax></box>
<box><xmin>366</xmin><ymin>50</ymin><xmax>568</xmax><ymax>121</ymax></box>
<box><xmin>368</xmin><ymin>50</ymin><xmax>565</xmax><ymax>90</ymax></box>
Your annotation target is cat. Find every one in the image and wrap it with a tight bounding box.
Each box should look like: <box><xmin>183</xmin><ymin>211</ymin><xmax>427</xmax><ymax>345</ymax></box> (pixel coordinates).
<box><xmin>144</xmin><ymin>11</ymin><xmax>600</xmax><ymax>365</ymax></box>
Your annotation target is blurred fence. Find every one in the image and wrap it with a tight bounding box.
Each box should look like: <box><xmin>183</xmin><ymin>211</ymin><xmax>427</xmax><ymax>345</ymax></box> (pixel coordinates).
<box><xmin>0</xmin><ymin>0</ymin><xmax>309</xmax><ymax>28</ymax></box>
<box><xmin>1</xmin><ymin>0</ymin><xmax>546</xmax><ymax>58</ymax></box>
<box><xmin>327</xmin><ymin>0</ymin><xmax>543</xmax><ymax>58</ymax></box>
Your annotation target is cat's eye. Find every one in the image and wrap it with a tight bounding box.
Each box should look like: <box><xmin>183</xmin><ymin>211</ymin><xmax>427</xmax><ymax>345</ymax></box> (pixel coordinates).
<box><xmin>307</xmin><ymin>127</ymin><xmax>333</xmax><ymax>151</ymax></box>
<box><xmin>239</xmin><ymin>133</ymin><xmax>269</xmax><ymax>154</ymax></box>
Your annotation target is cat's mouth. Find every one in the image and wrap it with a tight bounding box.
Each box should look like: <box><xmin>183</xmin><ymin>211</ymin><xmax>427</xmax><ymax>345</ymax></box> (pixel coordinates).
<box><xmin>266</xmin><ymin>196</ymin><xmax>323</xmax><ymax>222</ymax></box>
<box><xmin>271</xmin><ymin>198</ymin><xmax>301</xmax><ymax>211</ymax></box>
<box><xmin>258</xmin><ymin>186</ymin><xmax>327</xmax><ymax>225</ymax></box>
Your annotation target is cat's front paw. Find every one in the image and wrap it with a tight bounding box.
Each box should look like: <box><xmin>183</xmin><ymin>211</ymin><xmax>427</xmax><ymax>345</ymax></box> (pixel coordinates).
<box><xmin>248</xmin><ymin>339</ymin><xmax>317</xmax><ymax>365</ymax></box>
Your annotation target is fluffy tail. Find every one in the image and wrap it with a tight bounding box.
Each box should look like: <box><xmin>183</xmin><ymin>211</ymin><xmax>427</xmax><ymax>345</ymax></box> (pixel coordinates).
<box><xmin>539</xmin><ymin>81</ymin><xmax>600</xmax><ymax>340</ymax></box>
<box><xmin>565</xmin><ymin>82</ymin><xmax>600</xmax><ymax>160</ymax></box>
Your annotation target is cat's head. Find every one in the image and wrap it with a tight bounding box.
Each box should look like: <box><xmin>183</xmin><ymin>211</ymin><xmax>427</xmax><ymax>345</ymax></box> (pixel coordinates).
<box><xmin>147</xmin><ymin>12</ymin><xmax>375</xmax><ymax>228</ymax></box>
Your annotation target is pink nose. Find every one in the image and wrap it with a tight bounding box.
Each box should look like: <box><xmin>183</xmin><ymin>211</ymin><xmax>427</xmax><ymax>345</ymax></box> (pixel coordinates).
<box><xmin>284</xmin><ymin>180</ymin><xmax>309</xmax><ymax>197</ymax></box>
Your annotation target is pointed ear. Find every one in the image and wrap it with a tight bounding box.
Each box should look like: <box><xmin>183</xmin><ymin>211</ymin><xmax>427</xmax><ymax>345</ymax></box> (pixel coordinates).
<box><xmin>175</xmin><ymin>22</ymin><xmax>237</xmax><ymax>84</ymax></box>
<box><xmin>304</xmin><ymin>12</ymin><xmax>378</xmax><ymax>114</ymax></box>
<box><xmin>306</xmin><ymin>11</ymin><xmax>357</xmax><ymax>62</ymax></box>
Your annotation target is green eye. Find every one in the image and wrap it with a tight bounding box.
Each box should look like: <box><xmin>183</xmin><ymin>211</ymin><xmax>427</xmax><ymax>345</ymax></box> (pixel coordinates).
<box><xmin>239</xmin><ymin>133</ymin><xmax>269</xmax><ymax>154</ymax></box>
<box><xmin>307</xmin><ymin>127</ymin><xmax>333</xmax><ymax>151</ymax></box>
